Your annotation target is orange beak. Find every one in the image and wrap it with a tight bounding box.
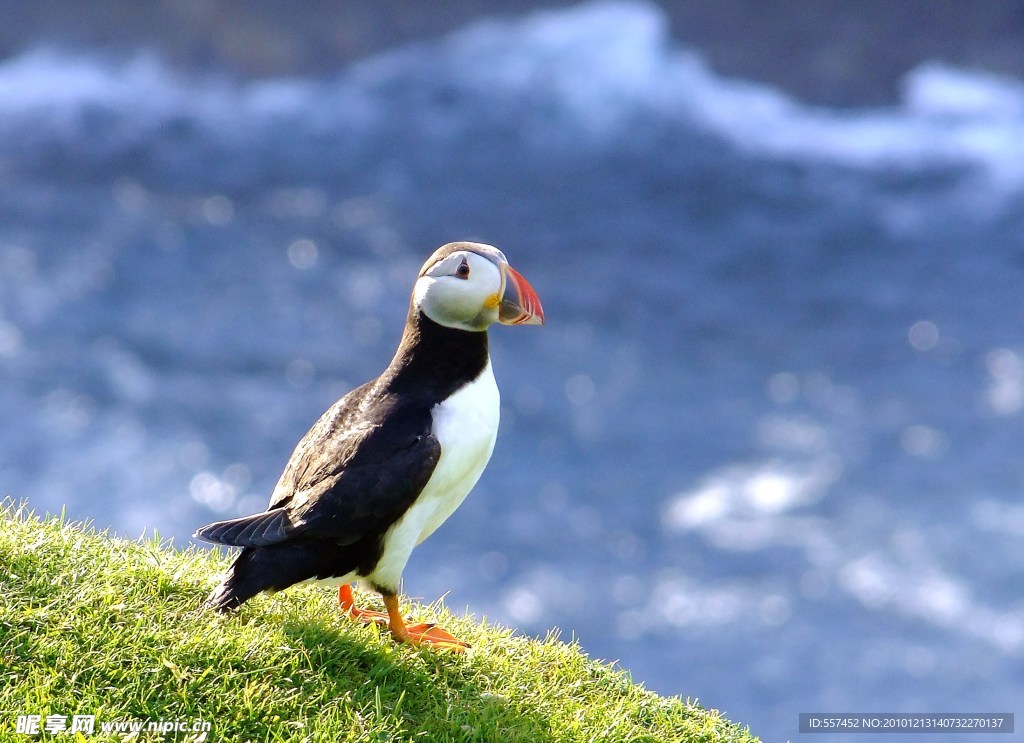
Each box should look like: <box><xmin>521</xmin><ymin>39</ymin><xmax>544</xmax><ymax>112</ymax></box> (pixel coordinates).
<box><xmin>498</xmin><ymin>264</ymin><xmax>545</xmax><ymax>325</ymax></box>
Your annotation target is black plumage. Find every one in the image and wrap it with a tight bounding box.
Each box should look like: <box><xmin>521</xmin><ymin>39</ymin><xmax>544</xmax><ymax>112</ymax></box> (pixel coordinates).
<box><xmin>196</xmin><ymin>304</ymin><xmax>489</xmax><ymax>611</ymax></box>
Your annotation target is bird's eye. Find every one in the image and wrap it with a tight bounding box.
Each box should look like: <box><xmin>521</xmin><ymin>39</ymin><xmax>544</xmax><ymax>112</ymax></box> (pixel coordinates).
<box><xmin>455</xmin><ymin>259</ymin><xmax>470</xmax><ymax>279</ymax></box>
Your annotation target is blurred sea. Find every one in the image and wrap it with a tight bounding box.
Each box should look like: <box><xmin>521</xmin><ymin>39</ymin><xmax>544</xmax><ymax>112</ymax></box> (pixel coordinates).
<box><xmin>1</xmin><ymin>2</ymin><xmax>1023</xmax><ymax>739</ymax></box>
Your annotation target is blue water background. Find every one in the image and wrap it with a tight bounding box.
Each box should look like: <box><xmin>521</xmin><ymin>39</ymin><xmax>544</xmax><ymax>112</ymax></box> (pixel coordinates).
<box><xmin>1</xmin><ymin>3</ymin><xmax>1023</xmax><ymax>739</ymax></box>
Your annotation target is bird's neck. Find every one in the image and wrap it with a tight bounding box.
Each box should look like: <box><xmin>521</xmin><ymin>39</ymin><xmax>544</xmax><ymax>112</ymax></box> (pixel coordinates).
<box><xmin>381</xmin><ymin>309</ymin><xmax>490</xmax><ymax>399</ymax></box>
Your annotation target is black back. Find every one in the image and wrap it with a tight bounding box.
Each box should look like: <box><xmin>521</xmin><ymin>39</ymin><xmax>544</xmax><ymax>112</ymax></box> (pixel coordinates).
<box><xmin>266</xmin><ymin>306</ymin><xmax>489</xmax><ymax>529</ymax></box>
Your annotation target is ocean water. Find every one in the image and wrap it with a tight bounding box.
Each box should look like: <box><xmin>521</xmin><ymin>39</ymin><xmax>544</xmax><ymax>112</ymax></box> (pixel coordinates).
<box><xmin>1</xmin><ymin>1</ymin><xmax>1023</xmax><ymax>738</ymax></box>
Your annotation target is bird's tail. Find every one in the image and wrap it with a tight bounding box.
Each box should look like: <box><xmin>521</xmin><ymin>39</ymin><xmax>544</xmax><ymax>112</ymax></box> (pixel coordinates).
<box><xmin>204</xmin><ymin>548</ymin><xmax>269</xmax><ymax>612</ymax></box>
<box><xmin>202</xmin><ymin>540</ymin><xmax>361</xmax><ymax>613</ymax></box>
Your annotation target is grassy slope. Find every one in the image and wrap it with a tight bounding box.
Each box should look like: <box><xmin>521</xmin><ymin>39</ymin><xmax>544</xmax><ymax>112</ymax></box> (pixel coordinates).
<box><xmin>0</xmin><ymin>504</ymin><xmax>760</xmax><ymax>743</ymax></box>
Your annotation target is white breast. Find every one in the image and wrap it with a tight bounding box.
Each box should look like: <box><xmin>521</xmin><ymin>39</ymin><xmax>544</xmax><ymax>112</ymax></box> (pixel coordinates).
<box><xmin>368</xmin><ymin>359</ymin><xmax>500</xmax><ymax>589</ymax></box>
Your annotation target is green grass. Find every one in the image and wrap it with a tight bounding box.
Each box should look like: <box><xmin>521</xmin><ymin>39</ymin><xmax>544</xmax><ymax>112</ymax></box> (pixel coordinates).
<box><xmin>0</xmin><ymin>503</ymin><xmax>760</xmax><ymax>743</ymax></box>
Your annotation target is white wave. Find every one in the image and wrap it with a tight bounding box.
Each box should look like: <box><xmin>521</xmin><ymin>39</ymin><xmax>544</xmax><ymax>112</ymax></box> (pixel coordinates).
<box><xmin>2</xmin><ymin>1</ymin><xmax>1024</xmax><ymax>192</ymax></box>
<box><xmin>352</xmin><ymin>1</ymin><xmax>1024</xmax><ymax>181</ymax></box>
<box><xmin>839</xmin><ymin>550</ymin><xmax>1024</xmax><ymax>654</ymax></box>
<box><xmin>341</xmin><ymin>0</ymin><xmax>1024</xmax><ymax>188</ymax></box>
<box><xmin>662</xmin><ymin>404</ymin><xmax>1024</xmax><ymax>655</ymax></box>
<box><xmin>2</xmin><ymin>0</ymin><xmax>1023</xmax><ymax>190</ymax></box>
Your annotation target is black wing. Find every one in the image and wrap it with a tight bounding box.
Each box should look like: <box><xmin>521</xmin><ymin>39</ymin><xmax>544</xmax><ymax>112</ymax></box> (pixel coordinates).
<box><xmin>194</xmin><ymin>382</ymin><xmax>441</xmax><ymax>548</ymax></box>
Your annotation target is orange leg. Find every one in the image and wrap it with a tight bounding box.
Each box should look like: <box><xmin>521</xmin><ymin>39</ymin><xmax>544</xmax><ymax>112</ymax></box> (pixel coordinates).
<box><xmin>382</xmin><ymin>593</ymin><xmax>470</xmax><ymax>653</ymax></box>
<box><xmin>338</xmin><ymin>584</ymin><xmax>390</xmax><ymax>624</ymax></box>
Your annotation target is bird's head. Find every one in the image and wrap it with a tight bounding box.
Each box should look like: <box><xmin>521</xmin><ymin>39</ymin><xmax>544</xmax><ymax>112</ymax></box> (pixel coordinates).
<box><xmin>412</xmin><ymin>242</ymin><xmax>545</xmax><ymax>331</ymax></box>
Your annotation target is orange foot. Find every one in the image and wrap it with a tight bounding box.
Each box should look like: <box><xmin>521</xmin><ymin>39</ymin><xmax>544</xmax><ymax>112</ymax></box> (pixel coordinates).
<box><xmin>337</xmin><ymin>584</ymin><xmax>469</xmax><ymax>652</ymax></box>
<box><xmin>398</xmin><ymin>621</ymin><xmax>471</xmax><ymax>653</ymax></box>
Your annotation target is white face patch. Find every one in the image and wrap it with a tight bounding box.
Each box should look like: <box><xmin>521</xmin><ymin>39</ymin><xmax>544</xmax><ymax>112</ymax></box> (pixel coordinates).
<box><xmin>414</xmin><ymin>250</ymin><xmax>504</xmax><ymax>331</ymax></box>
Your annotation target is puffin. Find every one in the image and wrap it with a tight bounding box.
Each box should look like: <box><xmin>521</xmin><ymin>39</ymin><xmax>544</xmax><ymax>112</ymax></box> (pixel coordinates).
<box><xmin>193</xmin><ymin>242</ymin><xmax>544</xmax><ymax>651</ymax></box>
